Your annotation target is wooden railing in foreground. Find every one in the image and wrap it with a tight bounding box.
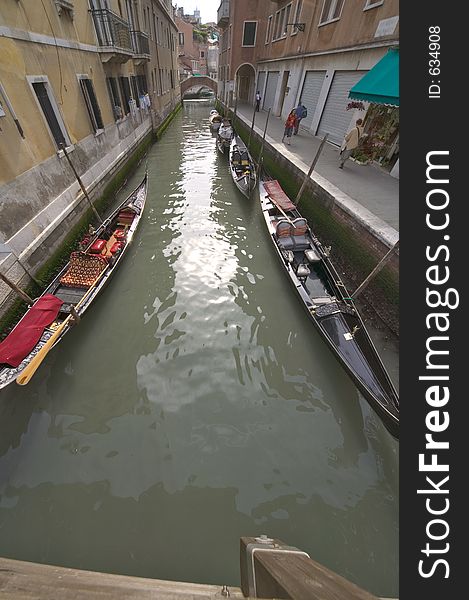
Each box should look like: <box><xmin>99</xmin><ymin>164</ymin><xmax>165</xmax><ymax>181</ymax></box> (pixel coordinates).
<box><xmin>240</xmin><ymin>536</ymin><xmax>380</xmax><ymax>600</ymax></box>
<box><xmin>0</xmin><ymin>538</ymin><xmax>396</xmax><ymax>599</ymax></box>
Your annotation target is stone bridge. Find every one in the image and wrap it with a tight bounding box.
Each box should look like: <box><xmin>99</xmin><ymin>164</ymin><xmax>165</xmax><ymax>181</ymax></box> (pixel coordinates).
<box><xmin>180</xmin><ymin>76</ymin><xmax>217</xmax><ymax>97</ymax></box>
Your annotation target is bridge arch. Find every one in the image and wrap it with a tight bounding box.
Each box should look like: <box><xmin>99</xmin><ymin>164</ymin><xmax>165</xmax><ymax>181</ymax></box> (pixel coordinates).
<box><xmin>181</xmin><ymin>76</ymin><xmax>218</xmax><ymax>97</ymax></box>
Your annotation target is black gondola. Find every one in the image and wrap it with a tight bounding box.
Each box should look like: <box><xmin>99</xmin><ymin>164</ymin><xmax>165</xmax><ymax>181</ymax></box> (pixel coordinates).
<box><xmin>228</xmin><ymin>134</ymin><xmax>257</xmax><ymax>198</ymax></box>
<box><xmin>259</xmin><ymin>176</ymin><xmax>399</xmax><ymax>438</ymax></box>
<box><xmin>216</xmin><ymin>119</ymin><xmax>233</xmax><ymax>154</ymax></box>
<box><xmin>0</xmin><ymin>172</ymin><xmax>148</xmax><ymax>389</ymax></box>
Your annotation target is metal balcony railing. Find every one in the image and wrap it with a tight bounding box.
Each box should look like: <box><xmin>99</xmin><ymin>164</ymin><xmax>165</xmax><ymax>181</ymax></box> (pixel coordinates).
<box><xmin>131</xmin><ymin>30</ymin><xmax>150</xmax><ymax>57</ymax></box>
<box><xmin>90</xmin><ymin>8</ymin><xmax>132</xmax><ymax>52</ymax></box>
<box><xmin>217</xmin><ymin>0</ymin><xmax>230</xmax><ymax>27</ymax></box>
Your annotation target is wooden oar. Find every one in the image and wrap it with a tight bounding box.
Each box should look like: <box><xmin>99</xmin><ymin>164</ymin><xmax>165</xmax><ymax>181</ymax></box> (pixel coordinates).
<box><xmin>265</xmin><ymin>193</ymin><xmax>296</xmax><ymax>226</ymax></box>
<box><xmin>16</xmin><ymin>266</ymin><xmax>109</xmax><ymax>386</ymax></box>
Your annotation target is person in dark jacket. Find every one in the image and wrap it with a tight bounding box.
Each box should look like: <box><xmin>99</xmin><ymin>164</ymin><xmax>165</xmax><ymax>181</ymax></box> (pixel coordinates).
<box><xmin>294</xmin><ymin>103</ymin><xmax>307</xmax><ymax>134</ymax></box>
<box><xmin>255</xmin><ymin>91</ymin><xmax>261</xmax><ymax>111</ymax></box>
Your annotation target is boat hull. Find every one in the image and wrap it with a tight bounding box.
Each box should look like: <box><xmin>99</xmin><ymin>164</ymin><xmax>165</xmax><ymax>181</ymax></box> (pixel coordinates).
<box><xmin>259</xmin><ymin>178</ymin><xmax>399</xmax><ymax>437</ymax></box>
<box><xmin>0</xmin><ymin>172</ymin><xmax>148</xmax><ymax>389</ymax></box>
<box><xmin>229</xmin><ymin>135</ymin><xmax>257</xmax><ymax>198</ymax></box>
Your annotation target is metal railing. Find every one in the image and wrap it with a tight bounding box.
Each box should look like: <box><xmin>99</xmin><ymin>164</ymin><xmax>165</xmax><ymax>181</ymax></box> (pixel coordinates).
<box><xmin>131</xmin><ymin>30</ymin><xmax>150</xmax><ymax>56</ymax></box>
<box><xmin>90</xmin><ymin>8</ymin><xmax>132</xmax><ymax>52</ymax></box>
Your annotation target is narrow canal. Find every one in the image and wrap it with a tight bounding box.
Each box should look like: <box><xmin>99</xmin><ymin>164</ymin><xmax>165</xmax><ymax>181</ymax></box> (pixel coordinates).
<box><xmin>0</xmin><ymin>101</ymin><xmax>398</xmax><ymax>597</ymax></box>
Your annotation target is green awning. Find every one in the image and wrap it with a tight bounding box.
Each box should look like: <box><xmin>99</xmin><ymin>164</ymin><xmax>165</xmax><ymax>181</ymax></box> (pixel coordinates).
<box><xmin>349</xmin><ymin>48</ymin><xmax>399</xmax><ymax>106</ymax></box>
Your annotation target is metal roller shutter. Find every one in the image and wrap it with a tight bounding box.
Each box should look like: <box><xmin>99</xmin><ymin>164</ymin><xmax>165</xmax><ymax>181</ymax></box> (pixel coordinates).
<box><xmin>317</xmin><ymin>71</ymin><xmax>366</xmax><ymax>145</ymax></box>
<box><xmin>257</xmin><ymin>71</ymin><xmax>266</xmax><ymax>101</ymax></box>
<box><xmin>263</xmin><ymin>71</ymin><xmax>279</xmax><ymax>111</ymax></box>
<box><xmin>299</xmin><ymin>71</ymin><xmax>326</xmax><ymax>129</ymax></box>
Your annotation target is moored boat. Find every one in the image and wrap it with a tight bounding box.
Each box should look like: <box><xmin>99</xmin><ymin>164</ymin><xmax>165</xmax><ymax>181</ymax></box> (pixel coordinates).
<box><xmin>216</xmin><ymin>118</ymin><xmax>233</xmax><ymax>154</ymax></box>
<box><xmin>229</xmin><ymin>134</ymin><xmax>257</xmax><ymax>198</ymax></box>
<box><xmin>0</xmin><ymin>172</ymin><xmax>148</xmax><ymax>389</ymax></box>
<box><xmin>209</xmin><ymin>109</ymin><xmax>222</xmax><ymax>131</ymax></box>
<box><xmin>259</xmin><ymin>176</ymin><xmax>399</xmax><ymax>438</ymax></box>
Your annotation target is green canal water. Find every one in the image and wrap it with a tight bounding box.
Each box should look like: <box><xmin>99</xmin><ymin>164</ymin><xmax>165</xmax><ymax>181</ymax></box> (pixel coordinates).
<box><xmin>0</xmin><ymin>101</ymin><xmax>398</xmax><ymax>597</ymax></box>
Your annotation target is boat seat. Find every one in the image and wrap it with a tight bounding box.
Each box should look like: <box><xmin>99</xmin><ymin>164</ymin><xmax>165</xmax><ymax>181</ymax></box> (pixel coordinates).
<box><xmin>291</xmin><ymin>218</ymin><xmax>308</xmax><ymax>235</ymax></box>
<box><xmin>276</xmin><ymin>219</ymin><xmax>311</xmax><ymax>251</ymax></box>
<box><xmin>59</xmin><ymin>252</ymin><xmax>107</xmax><ymax>288</ymax></box>
<box><xmin>117</xmin><ymin>209</ymin><xmax>135</xmax><ymax>227</ymax></box>
<box><xmin>296</xmin><ymin>264</ymin><xmax>310</xmax><ymax>279</ymax></box>
<box><xmin>305</xmin><ymin>248</ymin><xmax>321</xmax><ymax>263</ymax></box>
<box><xmin>312</xmin><ymin>296</ymin><xmax>335</xmax><ymax>305</ymax></box>
<box><xmin>89</xmin><ymin>239</ymin><xmax>107</xmax><ymax>254</ymax></box>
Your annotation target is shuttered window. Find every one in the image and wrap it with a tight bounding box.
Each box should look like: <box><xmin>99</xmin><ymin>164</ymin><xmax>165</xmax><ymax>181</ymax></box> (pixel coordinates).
<box><xmin>119</xmin><ymin>77</ymin><xmax>132</xmax><ymax>114</ymax></box>
<box><xmin>31</xmin><ymin>81</ymin><xmax>68</xmax><ymax>149</ymax></box>
<box><xmin>242</xmin><ymin>22</ymin><xmax>257</xmax><ymax>46</ymax></box>
<box><xmin>79</xmin><ymin>78</ymin><xmax>104</xmax><ymax>132</ymax></box>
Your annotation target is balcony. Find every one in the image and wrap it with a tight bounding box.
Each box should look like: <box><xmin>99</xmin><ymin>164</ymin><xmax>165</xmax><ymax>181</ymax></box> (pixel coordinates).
<box><xmin>217</xmin><ymin>0</ymin><xmax>230</xmax><ymax>28</ymax></box>
<box><xmin>90</xmin><ymin>8</ymin><xmax>133</xmax><ymax>63</ymax></box>
<box><xmin>131</xmin><ymin>30</ymin><xmax>150</xmax><ymax>64</ymax></box>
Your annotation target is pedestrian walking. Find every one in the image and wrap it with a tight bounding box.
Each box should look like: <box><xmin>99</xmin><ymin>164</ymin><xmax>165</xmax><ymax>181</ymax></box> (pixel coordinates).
<box><xmin>339</xmin><ymin>118</ymin><xmax>364</xmax><ymax>169</ymax></box>
<box><xmin>282</xmin><ymin>110</ymin><xmax>297</xmax><ymax>145</ymax></box>
<box><xmin>293</xmin><ymin>103</ymin><xmax>307</xmax><ymax>134</ymax></box>
<box><xmin>255</xmin><ymin>91</ymin><xmax>261</xmax><ymax>112</ymax></box>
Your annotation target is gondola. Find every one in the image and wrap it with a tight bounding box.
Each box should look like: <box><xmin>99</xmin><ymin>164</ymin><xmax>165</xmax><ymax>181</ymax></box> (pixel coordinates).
<box><xmin>0</xmin><ymin>171</ymin><xmax>148</xmax><ymax>389</ymax></box>
<box><xmin>216</xmin><ymin>119</ymin><xmax>233</xmax><ymax>154</ymax></box>
<box><xmin>229</xmin><ymin>134</ymin><xmax>257</xmax><ymax>198</ymax></box>
<box><xmin>209</xmin><ymin>109</ymin><xmax>222</xmax><ymax>131</ymax></box>
<box><xmin>259</xmin><ymin>176</ymin><xmax>399</xmax><ymax>438</ymax></box>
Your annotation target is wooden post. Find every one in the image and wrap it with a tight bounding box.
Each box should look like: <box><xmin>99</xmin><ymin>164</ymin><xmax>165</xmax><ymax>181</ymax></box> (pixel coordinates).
<box><xmin>0</xmin><ymin>271</ymin><xmax>34</xmax><ymax>305</ymax></box>
<box><xmin>60</xmin><ymin>143</ymin><xmax>103</xmax><ymax>224</ymax></box>
<box><xmin>247</xmin><ymin>103</ymin><xmax>256</xmax><ymax>150</ymax></box>
<box><xmin>294</xmin><ymin>134</ymin><xmax>328</xmax><ymax>207</ymax></box>
<box><xmin>352</xmin><ymin>240</ymin><xmax>400</xmax><ymax>298</ymax></box>
<box><xmin>240</xmin><ymin>536</ymin><xmax>379</xmax><ymax>600</ymax></box>
<box><xmin>1</xmin><ymin>243</ymin><xmax>41</xmax><ymax>286</ymax></box>
<box><xmin>232</xmin><ymin>93</ymin><xmax>238</xmax><ymax>128</ymax></box>
<box><xmin>257</xmin><ymin>108</ymin><xmax>271</xmax><ymax>176</ymax></box>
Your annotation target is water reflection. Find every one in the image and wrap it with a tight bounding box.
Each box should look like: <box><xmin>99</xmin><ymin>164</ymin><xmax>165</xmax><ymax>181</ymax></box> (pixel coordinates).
<box><xmin>0</xmin><ymin>101</ymin><xmax>398</xmax><ymax>597</ymax></box>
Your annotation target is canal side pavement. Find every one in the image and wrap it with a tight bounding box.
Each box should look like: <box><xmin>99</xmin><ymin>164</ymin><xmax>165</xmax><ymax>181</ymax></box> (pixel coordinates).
<box><xmin>233</xmin><ymin>102</ymin><xmax>399</xmax><ymax>235</ymax></box>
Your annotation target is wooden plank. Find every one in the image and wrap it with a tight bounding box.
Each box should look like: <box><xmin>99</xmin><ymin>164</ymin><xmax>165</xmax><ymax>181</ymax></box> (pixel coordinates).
<box><xmin>240</xmin><ymin>537</ymin><xmax>379</xmax><ymax>600</ymax></box>
<box><xmin>0</xmin><ymin>557</ymin><xmax>245</xmax><ymax>599</ymax></box>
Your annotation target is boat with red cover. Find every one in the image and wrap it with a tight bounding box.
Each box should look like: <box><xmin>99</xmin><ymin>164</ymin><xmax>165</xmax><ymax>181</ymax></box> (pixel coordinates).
<box><xmin>0</xmin><ymin>172</ymin><xmax>147</xmax><ymax>389</ymax></box>
<box><xmin>259</xmin><ymin>176</ymin><xmax>399</xmax><ymax>438</ymax></box>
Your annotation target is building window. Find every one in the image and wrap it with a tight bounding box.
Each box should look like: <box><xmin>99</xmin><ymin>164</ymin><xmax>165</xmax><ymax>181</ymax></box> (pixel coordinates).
<box><xmin>265</xmin><ymin>15</ymin><xmax>272</xmax><ymax>43</ymax></box>
<box><xmin>242</xmin><ymin>21</ymin><xmax>257</xmax><ymax>46</ymax></box>
<box><xmin>78</xmin><ymin>76</ymin><xmax>104</xmax><ymax>132</ymax></box>
<box><xmin>364</xmin><ymin>0</ymin><xmax>384</xmax><ymax>9</ymax></box>
<box><xmin>200</xmin><ymin>50</ymin><xmax>205</xmax><ymax>58</ymax></box>
<box><xmin>28</xmin><ymin>77</ymin><xmax>70</xmax><ymax>149</ymax></box>
<box><xmin>106</xmin><ymin>76</ymin><xmax>122</xmax><ymax>120</ymax></box>
<box><xmin>273</xmin><ymin>12</ymin><xmax>280</xmax><ymax>40</ymax></box>
<box><xmin>319</xmin><ymin>0</ymin><xmax>345</xmax><ymax>25</ymax></box>
<box><xmin>178</xmin><ymin>32</ymin><xmax>184</xmax><ymax>46</ymax></box>
<box><xmin>283</xmin><ymin>4</ymin><xmax>292</xmax><ymax>35</ymax></box>
<box><xmin>119</xmin><ymin>76</ymin><xmax>132</xmax><ymax>114</ymax></box>
<box><xmin>291</xmin><ymin>0</ymin><xmax>302</xmax><ymax>35</ymax></box>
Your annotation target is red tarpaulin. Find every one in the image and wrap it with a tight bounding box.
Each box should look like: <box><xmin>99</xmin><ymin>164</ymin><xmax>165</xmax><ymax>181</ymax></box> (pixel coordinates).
<box><xmin>263</xmin><ymin>180</ymin><xmax>295</xmax><ymax>211</ymax></box>
<box><xmin>0</xmin><ymin>294</ymin><xmax>63</xmax><ymax>367</ymax></box>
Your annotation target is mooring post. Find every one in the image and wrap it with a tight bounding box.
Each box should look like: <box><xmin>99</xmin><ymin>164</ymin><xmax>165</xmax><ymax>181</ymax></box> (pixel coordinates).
<box><xmin>294</xmin><ymin>134</ymin><xmax>328</xmax><ymax>207</ymax></box>
<box><xmin>60</xmin><ymin>143</ymin><xmax>103</xmax><ymax>225</ymax></box>
<box><xmin>240</xmin><ymin>536</ymin><xmax>379</xmax><ymax>599</ymax></box>
<box><xmin>257</xmin><ymin>108</ymin><xmax>271</xmax><ymax>176</ymax></box>
<box><xmin>352</xmin><ymin>240</ymin><xmax>400</xmax><ymax>298</ymax></box>
<box><xmin>0</xmin><ymin>271</ymin><xmax>34</xmax><ymax>305</ymax></box>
